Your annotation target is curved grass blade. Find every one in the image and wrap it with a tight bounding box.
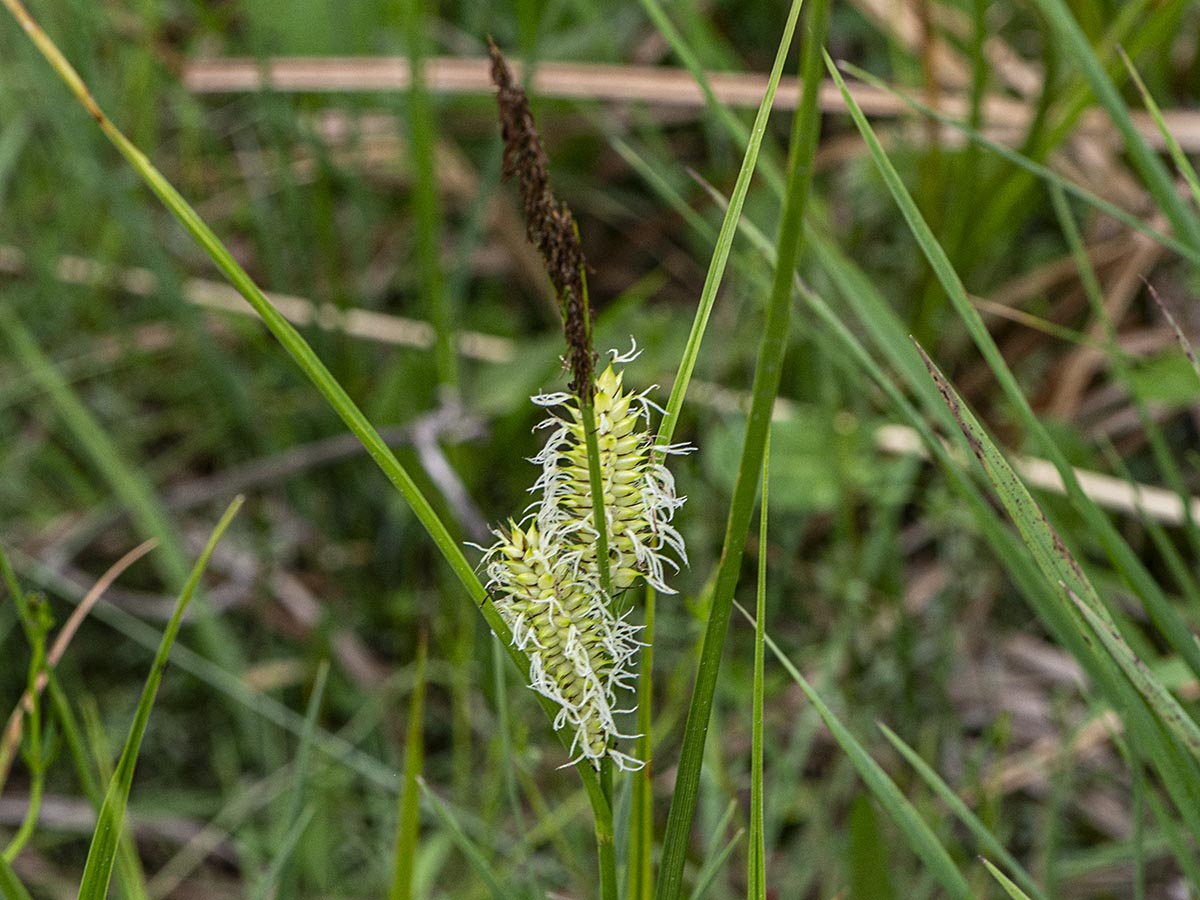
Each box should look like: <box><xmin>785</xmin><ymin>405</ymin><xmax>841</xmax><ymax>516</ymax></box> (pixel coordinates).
<box><xmin>1027</xmin><ymin>0</ymin><xmax>1200</xmax><ymax>251</ymax></box>
<box><xmin>390</xmin><ymin>635</ymin><xmax>427</xmax><ymax>900</ymax></box>
<box><xmin>828</xmin><ymin>55</ymin><xmax>1195</xmax><ymax>695</ymax></box>
<box><xmin>878</xmin><ymin>724</ymin><xmax>1047</xmax><ymax>900</ymax></box>
<box><xmin>982</xmin><ymin>858</ymin><xmax>1037</xmax><ymax>900</ymax></box>
<box><xmin>0</xmin><ymin>856</ymin><xmax>33</xmax><ymax>900</ymax></box>
<box><xmin>916</xmin><ymin>348</ymin><xmax>1200</xmax><ymax>836</ymax></box>
<box><xmin>736</xmin><ymin>602</ymin><xmax>972</xmax><ymax>900</ymax></box>
<box><xmin>1119</xmin><ymin>48</ymin><xmax>1200</xmax><ymax>212</ymax></box>
<box><xmin>76</xmin><ymin>496</ymin><xmax>242</xmax><ymax>900</ymax></box>
<box><xmin>834</xmin><ymin>61</ymin><xmax>1200</xmax><ymax>269</ymax></box>
<box><xmin>652</xmin><ymin>0</ymin><xmax>807</xmax><ymax>449</ymax></box>
<box><xmin>654</xmin><ymin>4</ymin><xmax>828</xmax><ymax>897</ymax></box>
<box><xmin>418</xmin><ymin>779</ymin><xmax>518</xmax><ymax>900</ymax></box>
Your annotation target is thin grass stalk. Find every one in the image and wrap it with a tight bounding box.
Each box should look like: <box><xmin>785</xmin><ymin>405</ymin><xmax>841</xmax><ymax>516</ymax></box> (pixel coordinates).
<box><xmin>2</xmin><ymin>594</ymin><xmax>49</xmax><ymax>863</ymax></box>
<box><xmin>1120</xmin><ymin>49</ymin><xmax>1200</xmax><ymax>212</ymax></box>
<box><xmin>828</xmin><ymin>53</ymin><xmax>1200</xmax><ymax>693</ymax></box>
<box><xmin>748</xmin><ymin>435</ymin><xmax>769</xmax><ymax>900</ymax></box>
<box><xmin>578</xmin><ymin>273</ymin><xmax>614</xmax><ymax>601</ymax></box>
<box><xmin>0</xmin><ymin>0</ymin><xmax>609</xmax><ymax>806</ymax></box>
<box><xmin>76</xmin><ymin>497</ymin><xmax>242</xmax><ymax>900</ymax></box>
<box><xmin>1028</xmin><ymin>0</ymin><xmax>1200</xmax><ymax>251</ymax></box>
<box><xmin>653</xmin><ymin>0</ymin><xmax>807</xmax><ymax>451</ymax></box>
<box><xmin>401</xmin><ymin>0</ymin><xmax>457</xmax><ymax>397</ymax></box>
<box><xmin>390</xmin><ymin>635</ymin><xmax>427</xmax><ymax>900</ymax></box>
<box><xmin>837</xmin><ymin>62</ymin><xmax>1200</xmax><ymax>268</ymax></box>
<box><xmin>655</xmin><ymin>2</ymin><xmax>827</xmax><ymax>896</ymax></box>
<box><xmin>628</xmin><ymin>586</ymin><xmax>655</xmax><ymax>900</ymax></box>
<box><xmin>596</xmin><ymin>757</ymin><xmax>618</xmax><ymax>900</ymax></box>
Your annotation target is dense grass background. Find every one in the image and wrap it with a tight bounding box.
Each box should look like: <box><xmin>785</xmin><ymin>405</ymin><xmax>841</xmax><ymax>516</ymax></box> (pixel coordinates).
<box><xmin>3</xmin><ymin>0</ymin><xmax>1200</xmax><ymax>897</ymax></box>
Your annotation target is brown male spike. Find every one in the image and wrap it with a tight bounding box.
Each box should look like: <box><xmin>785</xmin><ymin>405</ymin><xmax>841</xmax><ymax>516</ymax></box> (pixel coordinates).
<box><xmin>488</xmin><ymin>38</ymin><xmax>594</xmax><ymax>400</ymax></box>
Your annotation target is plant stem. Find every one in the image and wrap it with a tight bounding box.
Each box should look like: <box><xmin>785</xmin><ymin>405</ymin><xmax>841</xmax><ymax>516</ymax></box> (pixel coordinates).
<box><xmin>629</xmin><ymin>587</ymin><xmax>655</xmax><ymax>900</ymax></box>
<box><xmin>578</xmin><ymin>271</ymin><xmax>614</xmax><ymax>599</ymax></box>
<box><xmin>654</xmin><ymin>0</ymin><xmax>829</xmax><ymax>894</ymax></box>
<box><xmin>593</xmin><ymin>757</ymin><xmax>618</xmax><ymax>900</ymax></box>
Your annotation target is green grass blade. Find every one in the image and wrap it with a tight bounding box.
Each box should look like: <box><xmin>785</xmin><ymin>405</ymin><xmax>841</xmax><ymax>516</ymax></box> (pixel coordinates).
<box><xmin>847</xmin><ymin>794</ymin><xmax>895</xmax><ymax>900</ymax></box>
<box><xmin>878</xmin><ymin>723</ymin><xmax>1047</xmax><ymax>900</ymax></box>
<box><xmin>0</xmin><ymin>856</ymin><xmax>33</xmax><ymax>900</ymax></box>
<box><xmin>260</xmin><ymin>659</ymin><xmax>329</xmax><ymax>898</ymax></box>
<box><xmin>419</xmin><ymin>779</ymin><xmax>518</xmax><ymax>900</ymax></box>
<box><xmin>835</xmin><ymin>61</ymin><xmax>1200</xmax><ymax>269</ymax></box>
<box><xmin>916</xmin><ymin>349</ymin><xmax>1200</xmax><ymax>834</ymax></box>
<box><xmin>390</xmin><ymin>634</ymin><xmax>428</xmax><ymax>900</ymax></box>
<box><xmin>739</xmin><ymin>603</ymin><xmax>972</xmax><ymax>900</ymax></box>
<box><xmin>247</xmin><ymin>806</ymin><xmax>316</xmax><ymax>900</ymax></box>
<box><xmin>1067</xmin><ymin>589</ymin><xmax>1200</xmax><ymax>758</ymax></box>
<box><xmin>829</xmin><ymin>55</ymin><xmax>1196</xmax><ymax>691</ymax></box>
<box><xmin>401</xmin><ymin>0</ymin><xmax>456</xmax><ymax>395</ymax></box>
<box><xmin>689</xmin><ymin>827</ymin><xmax>744</xmax><ymax>900</ymax></box>
<box><xmin>982</xmin><ymin>859</ymin><xmax>1037</xmax><ymax>900</ymax></box>
<box><xmin>652</xmin><ymin>0</ymin><xmax>806</xmax><ymax>449</ymax></box>
<box><xmin>75</xmin><ymin>496</ymin><xmax>242</xmax><ymax>900</ymax></box>
<box><xmin>654</xmin><ymin>4</ymin><xmax>828</xmax><ymax>897</ymax></box>
<box><xmin>1119</xmin><ymin>48</ymin><xmax>1200</xmax><ymax>212</ymax></box>
<box><xmin>748</xmin><ymin>434</ymin><xmax>768</xmax><ymax>900</ymax></box>
<box><xmin>1027</xmin><ymin>0</ymin><xmax>1200</xmax><ymax>250</ymax></box>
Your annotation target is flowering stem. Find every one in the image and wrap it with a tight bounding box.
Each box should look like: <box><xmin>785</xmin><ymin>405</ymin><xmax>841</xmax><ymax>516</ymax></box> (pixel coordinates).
<box><xmin>579</xmin><ymin>269</ymin><xmax>617</xmax><ymax>899</ymax></box>
<box><xmin>594</xmin><ymin>756</ymin><xmax>618</xmax><ymax>900</ymax></box>
<box><xmin>577</xmin><ymin>271</ymin><xmax>614</xmax><ymax>599</ymax></box>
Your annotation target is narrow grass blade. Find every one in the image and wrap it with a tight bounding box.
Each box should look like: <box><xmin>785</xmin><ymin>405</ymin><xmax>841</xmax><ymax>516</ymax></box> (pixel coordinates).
<box><xmin>1047</xmin><ymin>184</ymin><xmax>1200</xmax><ymax>676</ymax></box>
<box><xmin>689</xmin><ymin>828</ymin><xmax>744</xmax><ymax>900</ymax></box>
<box><xmin>390</xmin><ymin>634</ymin><xmax>427</xmax><ymax>900</ymax></box>
<box><xmin>1119</xmin><ymin>48</ymin><xmax>1200</xmax><ymax>212</ymax></box>
<box><xmin>247</xmin><ymin>806</ymin><xmax>316</xmax><ymax>900</ymax></box>
<box><xmin>1067</xmin><ymin>588</ymin><xmax>1200</xmax><ymax>759</ymax></box>
<box><xmin>879</xmin><ymin>724</ymin><xmax>1047</xmax><ymax>900</ymax></box>
<box><xmin>982</xmin><ymin>858</ymin><xmax>1037</xmax><ymax>900</ymax></box>
<box><xmin>1027</xmin><ymin>0</ymin><xmax>1200</xmax><ymax>250</ymax></box>
<box><xmin>419</xmin><ymin>779</ymin><xmax>517</xmax><ymax>900</ymax></box>
<box><xmin>75</xmin><ymin>496</ymin><xmax>242</xmax><ymax>900</ymax></box>
<box><xmin>0</xmin><ymin>856</ymin><xmax>33</xmax><ymax>900</ymax></box>
<box><xmin>654</xmin><ymin>4</ymin><xmax>828</xmax><ymax>897</ymax></box>
<box><xmin>829</xmin><ymin>56</ymin><xmax>1193</xmax><ymax>694</ymax></box>
<box><xmin>738</xmin><ymin>603</ymin><xmax>972</xmax><ymax>900</ymax></box>
<box><xmin>652</xmin><ymin>0</ymin><xmax>806</xmax><ymax>449</ymax></box>
<box><xmin>259</xmin><ymin>658</ymin><xmax>329</xmax><ymax>899</ymax></box>
<box><xmin>847</xmin><ymin>794</ymin><xmax>895</xmax><ymax>900</ymax></box>
<box><xmin>916</xmin><ymin>348</ymin><xmax>1200</xmax><ymax>834</ymax></box>
<box><xmin>834</xmin><ymin>61</ymin><xmax>1200</xmax><ymax>269</ymax></box>
<box><xmin>748</xmin><ymin>435</ymin><xmax>768</xmax><ymax>900</ymax></box>
<box><xmin>1144</xmin><ymin>279</ymin><xmax>1200</xmax><ymax>387</ymax></box>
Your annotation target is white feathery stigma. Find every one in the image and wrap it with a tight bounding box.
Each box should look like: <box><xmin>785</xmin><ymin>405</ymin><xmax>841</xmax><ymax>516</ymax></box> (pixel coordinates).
<box><xmin>482</xmin><ymin>348</ymin><xmax>690</xmax><ymax>770</ymax></box>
